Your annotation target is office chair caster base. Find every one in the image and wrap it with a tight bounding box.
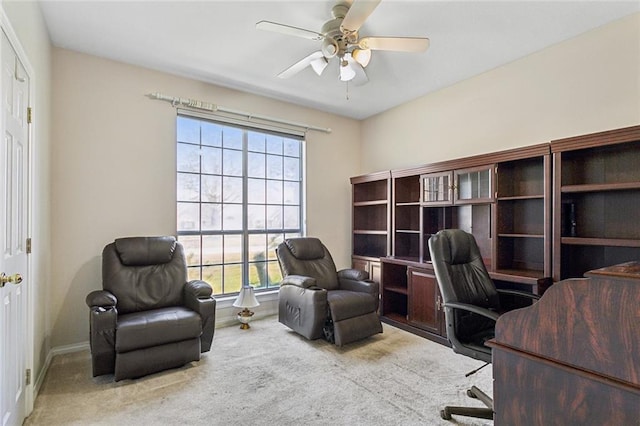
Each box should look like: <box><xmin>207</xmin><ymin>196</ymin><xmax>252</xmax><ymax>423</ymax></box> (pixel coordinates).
<box><xmin>440</xmin><ymin>406</ymin><xmax>493</xmax><ymax>420</ymax></box>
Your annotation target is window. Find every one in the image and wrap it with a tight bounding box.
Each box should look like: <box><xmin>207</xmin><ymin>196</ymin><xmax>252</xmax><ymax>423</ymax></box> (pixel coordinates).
<box><xmin>176</xmin><ymin>114</ymin><xmax>304</xmax><ymax>296</ymax></box>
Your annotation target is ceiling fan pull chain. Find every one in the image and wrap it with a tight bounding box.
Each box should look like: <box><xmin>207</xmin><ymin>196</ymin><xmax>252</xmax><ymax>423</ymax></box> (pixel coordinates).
<box><xmin>346</xmin><ymin>80</ymin><xmax>350</xmax><ymax>100</ymax></box>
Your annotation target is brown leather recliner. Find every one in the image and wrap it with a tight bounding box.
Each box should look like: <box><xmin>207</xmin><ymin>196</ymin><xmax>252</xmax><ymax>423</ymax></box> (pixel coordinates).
<box><xmin>276</xmin><ymin>237</ymin><xmax>383</xmax><ymax>346</ymax></box>
<box><xmin>85</xmin><ymin>236</ymin><xmax>216</xmax><ymax>381</ymax></box>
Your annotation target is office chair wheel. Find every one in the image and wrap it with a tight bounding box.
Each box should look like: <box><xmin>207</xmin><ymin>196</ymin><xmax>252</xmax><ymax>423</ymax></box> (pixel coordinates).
<box><xmin>441</xmin><ymin>408</ymin><xmax>452</xmax><ymax>420</ymax></box>
<box><xmin>467</xmin><ymin>388</ymin><xmax>478</xmax><ymax>398</ymax></box>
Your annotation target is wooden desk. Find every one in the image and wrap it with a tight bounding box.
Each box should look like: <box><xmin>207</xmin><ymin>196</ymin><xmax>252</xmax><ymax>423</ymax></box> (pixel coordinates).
<box><xmin>488</xmin><ymin>262</ymin><xmax>640</xmax><ymax>425</ymax></box>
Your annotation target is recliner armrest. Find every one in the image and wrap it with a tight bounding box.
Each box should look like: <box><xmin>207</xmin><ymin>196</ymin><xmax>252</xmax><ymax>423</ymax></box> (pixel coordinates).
<box><xmin>86</xmin><ymin>290</ymin><xmax>117</xmax><ymax>308</ymax></box>
<box><xmin>338</xmin><ymin>276</ymin><xmax>379</xmax><ymax>296</ymax></box>
<box><xmin>185</xmin><ymin>279</ymin><xmax>213</xmax><ymax>299</ymax></box>
<box><xmin>444</xmin><ymin>301</ymin><xmax>500</xmax><ymax>322</ymax></box>
<box><xmin>337</xmin><ymin>268</ymin><xmax>369</xmax><ymax>281</ymax></box>
<box><xmin>87</xmin><ymin>296</ymin><xmax>118</xmax><ymax>377</ymax></box>
<box><xmin>184</xmin><ymin>280</ymin><xmax>216</xmax><ymax>353</ymax></box>
<box><xmin>281</xmin><ymin>275</ymin><xmax>318</xmax><ymax>289</ymax></box>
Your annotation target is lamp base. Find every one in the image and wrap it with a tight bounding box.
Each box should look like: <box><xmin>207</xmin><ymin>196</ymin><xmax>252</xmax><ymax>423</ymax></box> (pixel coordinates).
<box><xmin>237</xmin><ymin>308</ymin><xmax>255</xmax><ymax>330</ymax></box>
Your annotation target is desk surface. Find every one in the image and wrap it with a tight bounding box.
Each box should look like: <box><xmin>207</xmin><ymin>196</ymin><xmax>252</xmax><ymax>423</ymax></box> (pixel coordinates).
<box><xmin>585</xmin><ymin>260</ymin><xmax>640</xmax><ymax>279</ymax></box>
<box><xmin>489</xmin><ymin>264</ymin><xmax>640</xmax><ymax>424</ymax></box>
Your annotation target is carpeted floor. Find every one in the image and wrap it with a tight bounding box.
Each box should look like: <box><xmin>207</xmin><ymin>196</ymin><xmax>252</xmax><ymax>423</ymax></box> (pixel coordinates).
<box><xmin>25</xmin><ymin>316</ymin><xmax>493</xmax><ymax>425</ymax></box>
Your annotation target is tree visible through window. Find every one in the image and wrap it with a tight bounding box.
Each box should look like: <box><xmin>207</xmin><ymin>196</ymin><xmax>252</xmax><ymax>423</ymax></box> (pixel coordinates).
<box><xmin>176</xmin><ymin>114</ymin><xmax>304</xmax><ymax>295</ymax></box>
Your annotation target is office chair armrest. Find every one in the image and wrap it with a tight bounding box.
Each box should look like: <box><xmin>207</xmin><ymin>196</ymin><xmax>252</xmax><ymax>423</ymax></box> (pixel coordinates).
<box><xmin>86</xmin><ymin>290</ymin><xmax>117</xmax><ymax>308</ymax></box>
<box><xmin>281</xmin><ymin>275</ymin><xmax>318</xmax><ymax>289</ymax></box>
<box><xmin>444</xmin><ymin>301</ymin><xmax>500</xmax><ymax>322</ymax></box>
<box><xmin>496</xmin><ymin>289</ymin><xmax>541</xmax><ymax>300</ymax></box>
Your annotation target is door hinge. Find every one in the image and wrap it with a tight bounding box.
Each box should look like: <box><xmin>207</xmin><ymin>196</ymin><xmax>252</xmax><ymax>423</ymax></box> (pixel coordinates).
<box><xmin>27</xmin><ymin>107</ymin><xmax>32</xmax><ymax>124</ymax></box>
<box><xmin>26</xmin><ymin>238</ymin><xmax>32</xmax><ymax>254</ymax></box>
<box><xmin>25</xmin><ymin>369</ymin><xmax>31</xmax><ymax>385</ymax></box>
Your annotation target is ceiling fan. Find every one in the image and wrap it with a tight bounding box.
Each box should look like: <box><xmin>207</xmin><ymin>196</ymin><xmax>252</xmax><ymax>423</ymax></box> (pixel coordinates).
<box><xmin>256</xmin><ymin>0</ymin><xmax>430</xmax><ymax>85</ymax></box>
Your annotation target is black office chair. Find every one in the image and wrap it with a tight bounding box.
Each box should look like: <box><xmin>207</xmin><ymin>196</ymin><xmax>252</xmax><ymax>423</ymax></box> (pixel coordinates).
<box><xmin>428</xmin><ymin>229</ymin><xmax>539</xmax><ymax>421</ymax></box>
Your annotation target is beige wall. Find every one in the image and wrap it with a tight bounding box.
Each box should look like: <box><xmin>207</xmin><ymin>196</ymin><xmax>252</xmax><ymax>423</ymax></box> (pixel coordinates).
<box><xmin>361</xmin><ymin>13</ymin><xmax>640</xmax><ymax>173</ymax></box>
<box><xmin>2</xmin><ymin>0</ymin><xmax>53</xmax><ymax>386</ymax></box>
<box><xmin>50</xmin><ymin>48</ymin><xmax>361</xmax><ymax>347</ymax></box>
<box><xmin>5</xmin><ymin>3</ymin><xmax>640</xmax><ymax>358</ymax></box>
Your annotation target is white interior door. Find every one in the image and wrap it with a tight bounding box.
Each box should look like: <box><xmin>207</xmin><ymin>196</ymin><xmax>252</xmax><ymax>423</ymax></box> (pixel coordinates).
<box><xmin>0</xmin><ymin>29</ymin><xmax>29</xmax><ymax>426</ymax></box>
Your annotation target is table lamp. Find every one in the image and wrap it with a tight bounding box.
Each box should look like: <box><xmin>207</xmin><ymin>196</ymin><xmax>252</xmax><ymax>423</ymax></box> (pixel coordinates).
<box><xmin>233</xmin><ymin>285</ymin><xmax>260</xmax><ymax>329</ymax></box>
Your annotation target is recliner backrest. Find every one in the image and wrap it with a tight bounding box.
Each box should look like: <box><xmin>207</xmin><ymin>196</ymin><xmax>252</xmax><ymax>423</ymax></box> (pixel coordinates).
<box><xmin>276</xmin><ymin>237</ymin><xmax>339</xmax><ymax>290</ymax></box>
<box><xmin>102</xmin><ymin>236</ymin><xmax>187</xmax><ymax>314</ymax></box>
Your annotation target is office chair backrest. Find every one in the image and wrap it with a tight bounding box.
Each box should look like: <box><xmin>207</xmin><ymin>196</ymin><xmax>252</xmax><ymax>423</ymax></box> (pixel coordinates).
<box><xmin>429</xmin><ymin>229</ymin><xmax>500</xmax><ymax>310</ymax></box>
<box><xmin>102</xmin><ymin>236</ymin><xmax>187</xmax><ymax>314</ymax></box>
<box><xmin>429</xmin><ymin>230</ymin><xmax>499</xmax><ymax>361</ymax></box>
<box><xmin>276</xmin><ymin>237</ymin><xmax>339</xmax><ymax>290</ymax></box>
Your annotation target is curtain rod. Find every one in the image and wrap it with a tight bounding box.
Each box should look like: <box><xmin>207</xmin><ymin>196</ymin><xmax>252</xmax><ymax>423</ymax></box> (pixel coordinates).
<box><xmin>146</xmin><ymin>92</ymin><xmax>332</xmax><ymax>134</ymax></box>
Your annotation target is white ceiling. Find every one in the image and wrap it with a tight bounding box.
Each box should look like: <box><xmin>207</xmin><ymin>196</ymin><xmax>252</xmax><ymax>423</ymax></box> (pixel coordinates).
<box><xmin>39</xmin><ymin>0</ymin><xmax>640</xmax><ymax>120</ymax></box>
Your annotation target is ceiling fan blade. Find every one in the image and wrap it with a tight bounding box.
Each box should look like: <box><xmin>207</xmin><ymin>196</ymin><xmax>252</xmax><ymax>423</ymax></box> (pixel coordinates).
<box><xmin>277</xmin><ymin>51</ymin><xmax>325</xmax><ymax>79</ymax></box>
<box><xmin>256</xmin><ymin>20</ymin><xmax>324</xmax><ymax>41</ymax></box>
<box><xmin>358</xmin><ymin>36</ymin><xmax>430</xmax><ymax>52</ymax></box>
<box><xmin>345</xmin><ymin>53</ymin><xmax>369</xmax><ymax>86</ymax></box>
<box><xmin>340</xmin><ymin>0</ymin><xmax>382</xmax><ymax>34</ymax></box>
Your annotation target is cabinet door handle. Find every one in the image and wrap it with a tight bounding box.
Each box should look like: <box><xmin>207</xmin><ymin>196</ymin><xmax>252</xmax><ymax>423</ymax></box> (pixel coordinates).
<box><xmin>436</xmin><ymin>295</ymin><xmax>442</xmax><ymax>311</ymax></box>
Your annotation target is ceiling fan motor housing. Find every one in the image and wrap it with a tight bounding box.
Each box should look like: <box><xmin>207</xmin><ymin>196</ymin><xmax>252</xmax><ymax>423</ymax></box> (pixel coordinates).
<box><xmin>321</xmin><ymin>2</ymin><xmax>358</xmax><ymax>59</ymax></box>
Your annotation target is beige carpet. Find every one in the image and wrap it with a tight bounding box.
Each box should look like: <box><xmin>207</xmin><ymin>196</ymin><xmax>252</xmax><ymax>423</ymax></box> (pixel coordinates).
<box><xmin>26</xmin><ymin>316</ymin><xmax>493</xmax><ymax>425</ymax></box>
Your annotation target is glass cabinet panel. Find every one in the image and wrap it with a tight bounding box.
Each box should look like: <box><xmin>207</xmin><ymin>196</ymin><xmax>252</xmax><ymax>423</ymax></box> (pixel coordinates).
<box><xmin>421</xmin><ymin>172</ymin><xmax>452</xmax><ymax>205</ymax></box>
<box><xmin>454</xmin><ymin>166</ymin><xmax>495</xmax><ymax>203</ymax></box>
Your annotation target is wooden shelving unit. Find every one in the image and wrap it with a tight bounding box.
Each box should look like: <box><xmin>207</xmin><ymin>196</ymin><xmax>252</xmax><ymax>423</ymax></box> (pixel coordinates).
<box><xmin>494</xmin><ymin>152</ymin><xmax>552</xmax><ymax>287</ymax></box>
<box><xmin>351</xmin><ymin>125</ymin><xmax>640</xmax><ymax>346</ymax></box>
<box><xmin>551</xmin><ymin>125</ymin><xmax>640</xmax><ymax>281</ymax></box>
<box><xmin>350</xmin><ymin>171</ymin><xmax>391</xmax><ymax>284</ymax></box>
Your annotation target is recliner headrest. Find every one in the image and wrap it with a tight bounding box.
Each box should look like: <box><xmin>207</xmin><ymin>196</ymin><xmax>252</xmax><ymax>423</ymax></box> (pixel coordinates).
<box><xmin>285</xmin><ymin>237</ymin><xmax>325</xmax><ymax>260</ymax></box>
<box><xmin>115</xmin><ymin>236</ymin><xmax>177</xmax><ymax>266</ymax></box>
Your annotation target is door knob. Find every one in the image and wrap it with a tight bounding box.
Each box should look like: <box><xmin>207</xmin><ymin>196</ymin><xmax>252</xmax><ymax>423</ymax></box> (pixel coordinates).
<box><xmin>0</xmin><ymin>272</ymin><xmax>22</xmax><ymax>287</ymax></box>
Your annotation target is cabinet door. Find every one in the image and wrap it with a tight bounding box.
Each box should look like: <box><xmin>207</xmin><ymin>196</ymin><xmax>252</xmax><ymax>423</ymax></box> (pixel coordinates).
<box><xmin>352</xmin><ymin>257</ymin><xmax>370</xmax><ymax>273</ymax></box>
<box><xmin>370</xmin><ymin>261</ymin><xmax>381</xmax><ymax>284</ymax></box>
<box><xmin>421</xmin><ymin>171</ymin><xmax>453</xmax><ymax>205</ymax></box>
<box><xmin>407</xmin><ymin>267</ymin><xmax>443</xmax><ymax>335</ymax></box>
<box><xmin>454</xmin><ymin>165</ymin><xmax>495</xmax><ymax>204</ymax></box>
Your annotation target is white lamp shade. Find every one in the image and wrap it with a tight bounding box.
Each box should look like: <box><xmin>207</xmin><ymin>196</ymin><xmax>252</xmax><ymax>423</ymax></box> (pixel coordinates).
<box><xmin>233</xmin><ymin>285</ymin><xmax>260</xmax><ymax>308</ymax></box>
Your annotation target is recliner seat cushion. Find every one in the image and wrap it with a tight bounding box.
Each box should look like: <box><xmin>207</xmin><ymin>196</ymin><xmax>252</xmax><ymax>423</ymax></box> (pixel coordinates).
<box><xmin>327</xmin><ymin>290</ymin><xmax>377</xmax><ymax>322</ymax></box>
<box><xmin>115</xmin><ymin>306</ymin><xmax>202</xmax><ymax>353</ymax></box>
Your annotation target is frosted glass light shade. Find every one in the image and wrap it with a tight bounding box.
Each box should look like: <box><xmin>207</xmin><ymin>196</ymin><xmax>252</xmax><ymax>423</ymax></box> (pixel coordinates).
<box><xmin>339</xmin><ymin>59</ymin><xmax>356</xmax><ymax>82</ymax></box>
<box><xmin>352</xmin><ymin>48</ymin><xmax>371</xmax><ymax>67</ymax></box>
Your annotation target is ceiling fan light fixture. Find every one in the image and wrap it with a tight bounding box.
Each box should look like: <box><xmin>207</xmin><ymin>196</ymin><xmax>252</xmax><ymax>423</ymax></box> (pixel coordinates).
<box><xmin>339</xmin><ymin>58</ymin><xmax>356</xmax><ymax>81</ymax></box>
<box><xmin>310</xmin><ymin>57</ymin><xmax>329</xmax><ymax>76</ymax></box>
<box><xmin>352</xmin><ymin>48</ymin><xmax>371</xmax><ymax>67</ymax></box>
<box><xmin>321</xmin><ymin>38</ymin><xmax>339</xmax><ymax>58</ymax></box>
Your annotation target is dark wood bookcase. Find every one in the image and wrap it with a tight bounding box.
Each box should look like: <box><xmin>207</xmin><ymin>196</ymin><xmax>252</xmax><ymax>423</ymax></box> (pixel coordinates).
<box><xmin>551</xmin><ymin>125</ymin><xmax>640</xmax><ymax>281</ymax></box>
<box><xmin>376</xmin><ymin>145</ymin><xmax>551</xmax><ymax>343</ymax></box>
<box><xmin>350</xmin><ymin>171</ymin><xmax>391</xmax><ymax>284</ymax></box>
<box><xmin>352</xmin><ymin>125</ymin><xmax>639</xmax><ymax>345</ymax></box>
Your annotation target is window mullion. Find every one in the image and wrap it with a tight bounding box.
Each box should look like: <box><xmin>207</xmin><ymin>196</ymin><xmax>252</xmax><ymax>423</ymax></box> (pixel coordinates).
<box><xmin>241</xmin><ymin>130</ymin><xmax>249</xmax><ymax>288</ymax></box>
